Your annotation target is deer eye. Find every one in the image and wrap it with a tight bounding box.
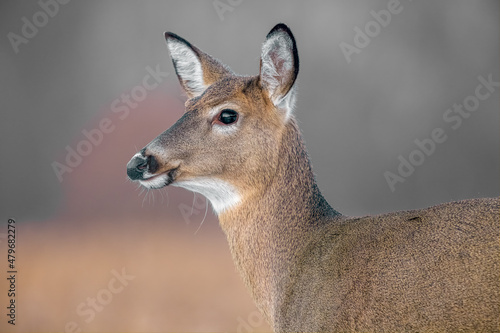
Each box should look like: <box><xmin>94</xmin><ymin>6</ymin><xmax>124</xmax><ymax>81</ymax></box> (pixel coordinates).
<box><xmin>216</xmin><ymin>109</ymin><xmax>239</xmax><ymax>125</ymax></box>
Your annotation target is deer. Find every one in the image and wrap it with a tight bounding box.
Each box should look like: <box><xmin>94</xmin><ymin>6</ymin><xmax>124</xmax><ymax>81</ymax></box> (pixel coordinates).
<box><xmin>126</xmin><ymin>23</ymin><xmax>499</xmax><ymax>332</ymax></box>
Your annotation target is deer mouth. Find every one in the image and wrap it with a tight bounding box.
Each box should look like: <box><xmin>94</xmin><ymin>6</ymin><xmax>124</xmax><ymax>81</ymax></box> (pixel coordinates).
<box><xmin>139</xmin><ymin>168</ymin><xmax>178</xmax><ymax>189</ymax></box>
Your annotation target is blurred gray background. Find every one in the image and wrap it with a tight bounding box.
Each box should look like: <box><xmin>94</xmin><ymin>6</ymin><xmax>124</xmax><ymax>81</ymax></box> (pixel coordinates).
<box><xmin>0</xmin><ymin>1</ymin><xmax>498</xmax><ymax>332</ymax></box>
<box><xmin>1</xmin><ymin>0</ymin><xmax>498</xmax><ymax>222</ymax></box>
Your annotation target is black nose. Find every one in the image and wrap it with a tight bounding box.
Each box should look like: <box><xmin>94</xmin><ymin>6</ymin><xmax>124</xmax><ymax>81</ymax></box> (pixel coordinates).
<box><xmin>126</xmin><ymin>153</ymin><xmax>158</xmax><ymax>180</ymax></box>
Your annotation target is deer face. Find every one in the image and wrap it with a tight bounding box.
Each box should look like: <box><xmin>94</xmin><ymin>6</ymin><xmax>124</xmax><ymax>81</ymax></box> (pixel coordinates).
<box><xmin>127</xmin><ymin>24</ymin><xmax>299</xmax><ymax>214</ymax></box>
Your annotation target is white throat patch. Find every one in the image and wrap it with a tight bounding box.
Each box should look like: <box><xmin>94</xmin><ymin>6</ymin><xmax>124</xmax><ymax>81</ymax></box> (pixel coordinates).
<box><xmin>173</xmin><ymin>177</ymin><xmax>241</xmax><ymax>215</ymax></box>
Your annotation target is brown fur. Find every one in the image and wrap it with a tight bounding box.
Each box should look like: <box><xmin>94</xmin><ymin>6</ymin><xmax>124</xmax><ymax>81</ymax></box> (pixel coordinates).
<box><xmin>129</xmin><ymin>24</ymin><xmax>500</xmax><ymax>332</ymax></box>
<box><xmin>221</xmin><ymin>119</ymin><xmax>499</xmax><ymax>331</ymax></box>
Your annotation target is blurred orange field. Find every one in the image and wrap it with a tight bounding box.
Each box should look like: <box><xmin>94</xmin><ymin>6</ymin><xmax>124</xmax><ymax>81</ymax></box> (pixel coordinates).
<box><xmin>0</xmin><ymin>218</ymin><xmax>271</xmax><ymax>332</ymax></box>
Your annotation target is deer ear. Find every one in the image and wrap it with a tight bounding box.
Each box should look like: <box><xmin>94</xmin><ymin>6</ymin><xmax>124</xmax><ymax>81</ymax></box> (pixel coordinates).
<box><xmin>165</xmin><ymin>32</ymin><xmax>233</xmax><ymax>99</ymax></box>
<box><xmin>259</xmin><ymin>23</ymin><xmax>299</xmax><ymax>121</ymax></box>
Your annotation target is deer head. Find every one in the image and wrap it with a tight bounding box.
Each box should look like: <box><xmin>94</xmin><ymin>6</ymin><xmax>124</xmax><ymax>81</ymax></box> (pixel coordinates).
<box><xmin>126</xmin><ymin>24</ymin><xmax>299</xmax><ymax>215</ymax></box>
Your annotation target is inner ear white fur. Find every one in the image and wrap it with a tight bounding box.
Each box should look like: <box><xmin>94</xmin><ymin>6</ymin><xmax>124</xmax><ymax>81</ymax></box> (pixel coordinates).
<box><xmin>275</xmin><ymin>85</ymin><xmax>296</xmax><ymax>122</ymax></box>
<box><xmin>166</xmin><ymin>39</ymin><xmax>207</xmax><ymax>97</ymax></box>
<box><xmin>260</xmin><ymin>33</ymin><xmax>296</xmax><ymax>121</ymax></box>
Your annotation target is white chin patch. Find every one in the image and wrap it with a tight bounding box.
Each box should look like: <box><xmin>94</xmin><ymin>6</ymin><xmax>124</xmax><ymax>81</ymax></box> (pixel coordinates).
<box><xmin>139</xmin><ymin>173</ymin><xmax>168</xmax><ymax>189</ymax></box>
<box><xmin>172</xmin><ymin>177</ymin><xmax>241</xmax><ymax>215</ymax></box>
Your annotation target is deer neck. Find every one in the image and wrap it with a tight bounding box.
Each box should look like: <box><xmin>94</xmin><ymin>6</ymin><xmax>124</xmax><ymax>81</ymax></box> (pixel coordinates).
<box><xmin>218</xmin><ymin>118</ymin><xmax>341</xmax><ymax>323</ymax></box>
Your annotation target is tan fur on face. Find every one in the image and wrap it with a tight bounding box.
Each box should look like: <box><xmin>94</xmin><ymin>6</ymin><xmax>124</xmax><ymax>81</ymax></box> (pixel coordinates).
<box><xmin>144</xmin><ymin>75</ymin><xmax>286</xmax><ymax>203</ymax></box>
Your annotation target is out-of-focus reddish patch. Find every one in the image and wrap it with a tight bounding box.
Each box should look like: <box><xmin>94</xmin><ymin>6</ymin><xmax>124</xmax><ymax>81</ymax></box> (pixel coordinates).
<box><xmin>55</xmin><ymin>82</ymin><xmax>207</xmax><ymax>224</ymax></box>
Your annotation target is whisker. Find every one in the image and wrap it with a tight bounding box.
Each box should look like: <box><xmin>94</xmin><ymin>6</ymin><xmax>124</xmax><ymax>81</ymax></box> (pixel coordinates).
<box><xmin>159</xmin><ymin>187</ymin><xmax>165</xmax><ymax>204</ymax></box>
<box><xmin>191</xmin><ymin>193</ymin><xmax>197</xmax><ymax>215</ymax></box>
<box><xmin>142</xmin><ymin>189</ymin><xmax>150</xmax><ymax>207</ymax></box>
<box><xmin>164</xmin><ymin>188</ymin><xmax>170</xmax><ymax>206</ymax></box>
<box><xmin>194</xmin><ymin>198</ymin><xmax>209</xmax><ymax>235</ymax></box>
<box><xmin>138</xmin><ymin>186</ymin><xmax>146</xmax><ymax>196</ymax></box>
